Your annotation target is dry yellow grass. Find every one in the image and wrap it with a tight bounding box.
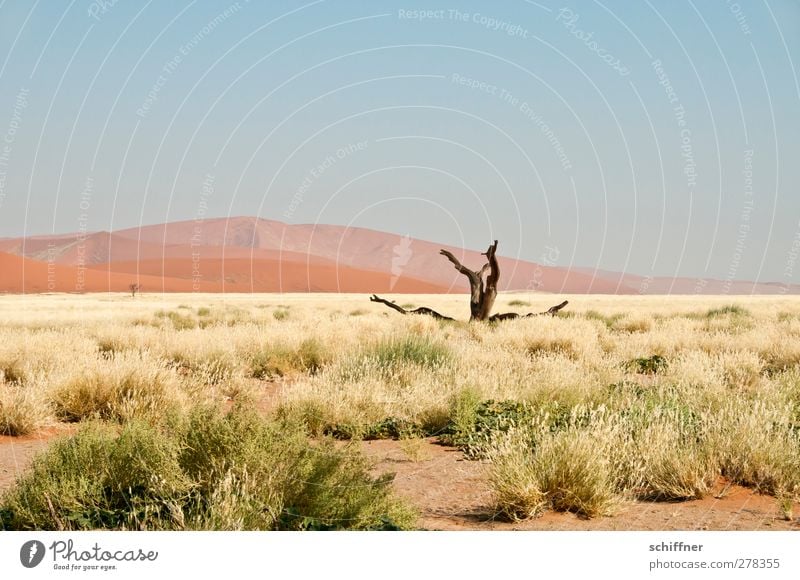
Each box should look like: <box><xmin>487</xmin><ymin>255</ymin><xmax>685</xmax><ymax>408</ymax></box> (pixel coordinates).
<box><xmin>1</xmin><ymin>292</ymin><xmax>799</xmax><ymax>518</ymax></box>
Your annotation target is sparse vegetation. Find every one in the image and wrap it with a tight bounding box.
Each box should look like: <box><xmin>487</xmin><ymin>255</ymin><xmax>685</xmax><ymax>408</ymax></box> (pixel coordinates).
<box><xmin>0</xmin><ymin>293</ymin><xmax>799</xmax><ymax>529</ymax></box>
<box><xmin>0</xmin><ymin>406</ymin><xmax>414</xmax><ymax>530</ymax></box>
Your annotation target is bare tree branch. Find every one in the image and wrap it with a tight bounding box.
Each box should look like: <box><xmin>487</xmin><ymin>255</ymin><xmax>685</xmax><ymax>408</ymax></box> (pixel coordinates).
<box><xmin>489</xmin><ymin>300</ymin><xmax>570</xmax><ymax>322</ymax></box>
<box><xmin>369</xmin><ymin>294</ymin><xmax>407</xmax><ymax>315</ymax></box>
<box><xmin>482</xmin><ymin>240</ymin><xmax>500</xmax><ymax>289</ymax></box>
<box><xmin>370</xmin><ymin>242</ymin><xmax>569</xmax><ymax>323</ymax></box>
<box><xmin>438</xmin><ymin>249</ymin><xmax>475</xmax><ymax>280</ymax></box>
<box><xmin>369</xmin><ymin>295</ymin><xmax>454</xmax><ymax>321</ymax></box>
<box><xmin>539</xmin><ymin>300</ymin><xmax>569</xmax><ymax>316</ymax></box>
<box><xmin>488</xmin><ymin>312</ymin><xmax>520</xmax><ymax>322</ymax></box>
<box><xmin>440</xmin><ymin>249</ymin><xmax>483</xmax><ymax>319</ymax></box>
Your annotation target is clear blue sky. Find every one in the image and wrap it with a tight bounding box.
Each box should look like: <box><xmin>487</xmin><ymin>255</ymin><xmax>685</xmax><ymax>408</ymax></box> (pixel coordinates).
<box><xmin>0</xmin><ymin>0</ymin><xmax>798</xmax><ymax>282</ymax></box>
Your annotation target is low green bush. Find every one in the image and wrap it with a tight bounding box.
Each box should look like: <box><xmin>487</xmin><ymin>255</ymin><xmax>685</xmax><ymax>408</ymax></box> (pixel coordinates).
<box><xmin>625</xmin><ymin>354</ymin><xmax>668</xmax><ymax>375</ymax></box>
<box><xmin>0</xmin><ymin>406</ymin><xmax>414</xmax><ymax>531</ymax></box>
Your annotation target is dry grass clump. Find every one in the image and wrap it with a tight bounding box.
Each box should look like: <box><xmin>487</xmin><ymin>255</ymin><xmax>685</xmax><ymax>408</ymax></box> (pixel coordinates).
<box><xmin>485</xmin><ymin>370</ymin><xmax>800</xmax><ymax>520</ymax></box>
<box><xmin>618</xmin><ymin>413</ymin><xmax>718</xmax><ymax>501</ymax></box>
<box><xmin>486</xmin><ymin>402</ymin><xmax>719</xmax><ymax>518</ymax></box>
<box><xmin>248</xmin><ymin>338</ymin><xmax>330</xmax><ymax>379</ymax></box>
<box><xmin>488</xmin><ymin>419</ymin><xmax>618</xmax><ymax>520</ymax></box>
<box><xmin>52</xmin><ymin>352</ymin><xmax>186</xmax><ymax>423</ymax></box>
<box><xmin>525</xmin><ymin>337</ymin><xmax>579</xmax><ymax>359</ymax></box>
<box><xmin>366</xmin><ymin>334</ymin><xmax>451</xmax><ymax>371</ymax></box>
<box><xmin>277</xmin><ymin>334</ymin><xmax>454</xmax><ymax>438</ymax></box>
<box><xmin>0</xmin><ymin>356</ymin><xmax>27</xmax><ymax>385</ymax></box>
<box><xmin>612</xmin><ymin>316</ymin><xmax>652</xmax><ymax>333</ymax></box>
<box><xmin>0</xmin><ymin>373</ymin><xmax>53</xmax><ymax>436</ymax></box>
<box><xmin>706</xmin><ymin>400</ymin><xmax>800</xmax><ymax>497</ymax></box>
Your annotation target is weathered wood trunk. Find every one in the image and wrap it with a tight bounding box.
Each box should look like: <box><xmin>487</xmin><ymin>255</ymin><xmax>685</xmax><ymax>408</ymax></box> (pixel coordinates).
<box><xmin>440</xmin><ymin>240</ymin><xmax>499</xmax><ymax>322</ymax></box>
<box><xmin>370</xmin><ymin>240</ymin><xmax>568</xmax><ymax>322</ymax></box>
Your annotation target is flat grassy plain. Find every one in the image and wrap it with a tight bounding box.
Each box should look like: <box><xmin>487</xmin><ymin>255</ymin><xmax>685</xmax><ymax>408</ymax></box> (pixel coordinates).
<box><xmin>1</xmin><ymin>292</ymin><xmax>800</xmax><ymax>530</ymax></box>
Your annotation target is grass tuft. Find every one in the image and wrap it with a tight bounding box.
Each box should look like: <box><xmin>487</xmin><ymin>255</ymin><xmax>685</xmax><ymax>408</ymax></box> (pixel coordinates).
<box><xmin>249</xmin><ymin>339</ymin><xmax>330</xmax><ymax>379</ymax></box>
<box><xmin>368</xmin><ymin>335</ymin><xmax>450</xmax><ymax>370</ymax></box>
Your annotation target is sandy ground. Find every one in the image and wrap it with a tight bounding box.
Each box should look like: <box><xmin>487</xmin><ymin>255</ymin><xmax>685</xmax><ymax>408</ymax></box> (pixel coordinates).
<box><xmin>361</xmin><ymin>438</ymin><xmax>800</xmax><ymax>531</ymax></box>
<box><xmin>2</xmin><ymin>426</ymin><xmax>797</xmax><ymax>531</ymax></box>
<box><xmin>0</xmin><ymin>426</ymin><xmax>75</xmax><ymax>493</ymax></box>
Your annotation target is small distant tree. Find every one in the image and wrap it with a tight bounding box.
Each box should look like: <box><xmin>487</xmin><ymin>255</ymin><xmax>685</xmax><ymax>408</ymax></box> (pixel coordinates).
<box><xmin>129</xmin><ymin>283</ymin><xmax>140</xmax><ymax>298</ymax></box>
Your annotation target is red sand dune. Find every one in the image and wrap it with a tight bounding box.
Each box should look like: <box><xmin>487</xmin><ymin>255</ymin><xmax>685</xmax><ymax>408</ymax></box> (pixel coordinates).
<box><xmin>87</xmin><ymin>257</ymin><xmax>453</xmax><ymax>293</ymax></box>
<box><xmin>0</xmin><ymin>250</ymin><xmax>452</xmax><ymax>294</ymax></box>
<box><xmin>0</xmin><ymin>251</ymin><xmax>216</xmax><ymax>293</ymax></box>
<box><xmin>2</xmin><ymin>217</ymin><xmax>798</xmax><ymax>294</ymax></box>
<box><xmin>108</xmin><ymin>217</ymin><xmax>630</xmax><ymax>294</ymax></box>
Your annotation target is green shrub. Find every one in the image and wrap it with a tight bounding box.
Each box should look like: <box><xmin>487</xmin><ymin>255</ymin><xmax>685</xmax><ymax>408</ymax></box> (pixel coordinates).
<box><xmin>154</xmin><ymin>310</ymin><xmax>197</xmax><ymax>330</ymax></box>
<box><xmin>0</xmin><ymin>406</ymin><xmax>415</xmax><ymax>531</ymax></box>
<box><xmin>583</xmin><ymin>310</ymin><xmax>624</xmax><ymax>328</ymax></box>
<box><xmin>324</xmin><ymin>416</ymin><xmax>422</xmax><ymax>441</ymax></box>
<box><xmin>625</xmin><ymin>354</ymin><xmax>668</xmax><ymax>375</ymax></box>
<box><xmin>442</xmin><ymin>399</ymin><xmax>535</xmax><ymax>459</ymax></box>
<box><xmin>273</xmin><ymin>309</ymin><xmax>290</xmax><ymax>321</ymax></box>
<box><xmin>706</xmin><ymin>305</ymin><xmax>749</xmax><ymax>318</ymax></box>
